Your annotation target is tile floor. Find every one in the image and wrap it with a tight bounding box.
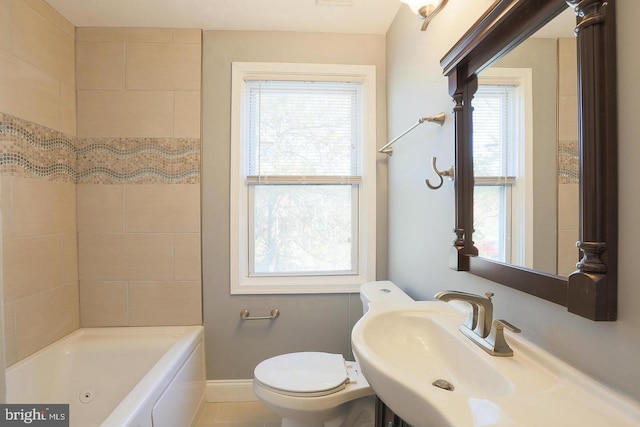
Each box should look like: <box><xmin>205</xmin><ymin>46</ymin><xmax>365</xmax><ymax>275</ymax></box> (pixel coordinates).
<box><xmin>194</xmin><ymin>401</ymin><xmax>282</xmax><ymax>427</ymax></box>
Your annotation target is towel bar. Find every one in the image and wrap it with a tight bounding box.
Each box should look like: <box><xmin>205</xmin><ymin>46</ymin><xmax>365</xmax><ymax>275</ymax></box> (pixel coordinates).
<box><xmin>240</xmin><ymin>308</ymin><xmax>280</xmax><ymax>320</ymax></box>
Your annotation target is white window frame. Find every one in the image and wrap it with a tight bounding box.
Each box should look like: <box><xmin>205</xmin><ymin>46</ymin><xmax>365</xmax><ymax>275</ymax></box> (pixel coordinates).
<box><xmin>230</xmin><ymin>62</ymin><xmax>377</xmax><ymax>295</ymax></box>
<box><xmin>476</xmin><ymin>67</ymin><xmax>533</xmax><ymax>266</ymax></box>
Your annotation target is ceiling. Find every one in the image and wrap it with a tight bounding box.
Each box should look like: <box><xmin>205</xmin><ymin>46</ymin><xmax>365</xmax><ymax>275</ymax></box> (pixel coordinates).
<box><xmin>44</xmin><ymin>0</ymin><xmax>403</xmax><ymax>35</ymax></box>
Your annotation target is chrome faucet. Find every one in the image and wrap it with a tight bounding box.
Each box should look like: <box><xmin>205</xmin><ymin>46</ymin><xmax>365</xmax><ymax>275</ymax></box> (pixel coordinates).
<box><xmin>435</xmin><ymin>290</ymin><xmax>494</xmax><ymax>338</ymax></box>
<box><xmin>435</xmin><ymin>290</ymin><xmax>521</xmax><ymax>357</ymax></box>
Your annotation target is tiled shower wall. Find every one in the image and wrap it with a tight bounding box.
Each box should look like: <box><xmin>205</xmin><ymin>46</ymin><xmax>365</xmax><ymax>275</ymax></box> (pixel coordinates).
<box><xmin>1</xmin><ymin>1</ymin><xmax>203</xmax><ymax>367</ymax></box>
<box><xmin>1</xmin><ymin>0</ymin><xmax>78</xmax><ymax>366</ymax></box>
<box><xmin>75</xmin><ymin>27</ymin><xmax>203</xmax><ymax>327</ymax></box>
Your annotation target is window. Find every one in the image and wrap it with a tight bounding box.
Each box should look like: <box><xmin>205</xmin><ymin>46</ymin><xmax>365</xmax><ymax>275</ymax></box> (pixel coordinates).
<box><xmin>473</xmin><ymin>68</ymin><xmax>532</xmax><ymax>265</ymax></box>
<box><xmin>230</xmin><ymin>63</ymin><xmax>376</xmax><ymax>294</ymax></box>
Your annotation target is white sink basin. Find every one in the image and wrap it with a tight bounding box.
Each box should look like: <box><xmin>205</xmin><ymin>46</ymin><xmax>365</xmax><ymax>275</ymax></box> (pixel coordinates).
<box><xmin>351</xmin><ymin>301</ymin><xmax>640</xmax><ymax>427</ymax></box>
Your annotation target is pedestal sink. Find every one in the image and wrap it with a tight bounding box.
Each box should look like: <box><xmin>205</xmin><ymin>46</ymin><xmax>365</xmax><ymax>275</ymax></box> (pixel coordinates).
<box><xmin>351</xmin><ymin>301</ymin><xmax>640</xmax><ymax>427</ymax></box>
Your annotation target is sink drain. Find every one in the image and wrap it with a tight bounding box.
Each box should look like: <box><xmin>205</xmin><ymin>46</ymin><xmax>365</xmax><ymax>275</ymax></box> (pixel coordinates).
<box><xmin>432</xmin><ymin>379</ymin><xmax>455</xmax><ymax>391</ymax></box>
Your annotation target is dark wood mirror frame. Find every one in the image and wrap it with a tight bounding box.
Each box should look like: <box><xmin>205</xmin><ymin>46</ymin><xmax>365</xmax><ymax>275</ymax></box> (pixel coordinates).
<box><xmin>440</xmin><ymin>0</ymin><xmax>617</xmax><ymax>321</ymax></box>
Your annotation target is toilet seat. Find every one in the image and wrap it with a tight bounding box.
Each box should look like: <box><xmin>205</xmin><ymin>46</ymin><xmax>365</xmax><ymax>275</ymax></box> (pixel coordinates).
<box><xmin>254</xmin><ymin>352</ymin><xmax>349</xmax><ymax>397</ymax></box>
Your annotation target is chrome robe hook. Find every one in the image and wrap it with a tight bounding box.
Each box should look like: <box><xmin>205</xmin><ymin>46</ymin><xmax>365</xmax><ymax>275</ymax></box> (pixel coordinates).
<box><xmin>425</xmin><ymin>157</ymin><xmax>454</xmax><ymax>190</ymax></box>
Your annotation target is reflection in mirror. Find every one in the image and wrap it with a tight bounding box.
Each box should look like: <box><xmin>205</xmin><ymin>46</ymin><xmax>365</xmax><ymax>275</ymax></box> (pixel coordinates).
<box><xmin>472</xmin><ymin>9</ymin><xmax>578</xmax><ymax>277</ymax></box>
<box><xmin>442</xmin><ymin>0</ymin><xmax>617</xmax><ymax>320</ymax></box>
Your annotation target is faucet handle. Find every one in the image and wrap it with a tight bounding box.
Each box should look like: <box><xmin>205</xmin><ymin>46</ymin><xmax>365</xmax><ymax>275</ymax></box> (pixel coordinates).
<box><xmin>485</xmin><ymin>319</ymin><xmax>521</xmax><ymax>356</ymax></box>
<box><xmin>494</xmin><ymin>319</ymin><xmax>521</xmax><ymax>333</ymax></box>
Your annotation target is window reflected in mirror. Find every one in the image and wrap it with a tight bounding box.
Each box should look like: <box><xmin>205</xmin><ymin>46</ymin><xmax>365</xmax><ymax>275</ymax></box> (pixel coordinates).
<box><xmin>472</xmin><ymin>9</ymin><xmax>578</xmax><ymax>277</ymax></box>
<box><xmin>473</xmin><ymin>78</ymin><xmax>526</xmax><ymax>265</ymax></box>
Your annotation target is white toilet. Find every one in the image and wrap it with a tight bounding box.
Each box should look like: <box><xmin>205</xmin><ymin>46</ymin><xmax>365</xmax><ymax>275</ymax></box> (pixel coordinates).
<box><xmin>253</xmin><ymin>281</ymin><xmax>414</xmax><ymax>427</ymax></box>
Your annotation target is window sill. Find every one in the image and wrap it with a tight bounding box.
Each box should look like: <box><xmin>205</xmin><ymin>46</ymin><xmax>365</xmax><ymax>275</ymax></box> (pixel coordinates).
<box><xmin>230</xmin><ymin>277</ymin><xmax>366</xmax><ymax>295</ymax></box>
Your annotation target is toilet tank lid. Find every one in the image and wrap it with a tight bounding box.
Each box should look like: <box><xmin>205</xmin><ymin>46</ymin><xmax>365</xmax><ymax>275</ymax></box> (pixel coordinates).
<box><xmin>360</xmin><ymin>280</ymin><xmax>413</xmax><ymax>305</ymax></box>
<box><xmin>254</xmin><ymin>352</ymin><xmax>348</xmax><ymax>394</ymax></box>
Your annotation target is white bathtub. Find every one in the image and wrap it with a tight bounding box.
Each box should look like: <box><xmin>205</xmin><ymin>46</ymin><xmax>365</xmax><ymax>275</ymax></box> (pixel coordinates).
<box><xmin>6</xmin><ymin>326</ymin><xmax>205</xmax><ymax>427</ymax></box>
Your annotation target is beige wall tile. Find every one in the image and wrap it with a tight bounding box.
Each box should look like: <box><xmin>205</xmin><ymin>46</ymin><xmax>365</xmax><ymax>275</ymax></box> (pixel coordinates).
<box><xmin>76</xmin><ymin>27</ymin><xmax>173</xmax><ymax>43</ymax></box>
<box><xmin>22</xmin><ymin>0</ymin><xmax>74</xmax><ymax>38</ymax></box>
<box><xmin>558</xmin><ymin>95</ymin><xmax>578</xmax><ymax>141</ymax></box>
<box><xmin>4</xmin><ymin>235</ymin><xmax>63</xmax><ymax>302</ymax></box>
<box><xmin>125</xmin><ymin>184</ymin><xmax>200</xmax><ymax>233</ymax></box>
<box><xmin>8</xmin><ymin>178</ymin><xmax>76</xmax><ymax>238</ymax></box>
<box><xmin>3</xmin><ymin>303</ymin><xmax>17</xmax><ymax>366</ymax></box>
<box><xmin>77</xmin><ymin>184</ymin><xmax>125</xmax><ymax>233</ymax></box>
<box><xmin>76</xmin><ymin>41</ymin><xmax>125</xmax><ymax>90</ymax></box>
<box><xmin>558</xmin><ymin>37</ymin><xmax>576</xmax><ymax>53</ymax></box>
<box><xmin>128</xmin><ymin>281</ymin><xmax>202</xmax><ymax>326</ymax></box>
<box><xmin>558</xmin><ymin>183</ymin><xmax>579</xmax><ymax>230</ymax></box>
<box><xmin>11</xmin><ymin>0</ymin><xmax>75</xmax><ymax>86</ymax></box>
<box><xmin>126</xmin><ymin>234</ymin><xmax>174</xmax><ymax>281</ymax></box>
<box><xmin>80</xmin><ymin>282</ymin><xmax>128</xmax><ymax>327</ymax></box>
<box><xmin>1</xmin><ymin>176</ymin><xmax>13</xmax><ymax>238</ymax></box>
<box><xmin>13</xmin><ymin>283</ymin><xmax>79</xmax><ymax>361</ymax></box>
<box><xmin>60</xmin><ymin>82</ymin><xmax>76</xmax><ymax>135</ymax></box>
<box><xmin>172</xmin><ymin>29</ymin><xmax>201</xmax><ymax>44</ymax></box>
<box><xmin>174</xmin><ymin>233</ymin><xmax>202</xmax><ymax>281</ymax></box>
<box><xmin>77</xmin><ymin>90</ymin><xmax>174</xmax><ymax>137</ymax></box>
<box><xmin>0</xmin><ymin>0</ymin><xmax>11</xmax><ymax>52</ymax></box>
<box><xmin>559</xmin><ymin>47</ymin><xmax>578</xmax><ymax>97</ymax></box>
<box><xmin>174</xmin><ymin>91</ymin><xmax>201</xmax><ymax>138</ymax></box>
<box><xmin>78</xmin><ymin>234</ymin><xmax>129</xmax><ymax>281</ymax></box>
<box><xmin>0</xmin><ymin>49</ymin><xmax>60</xmax><ymax>131</ymax></box>
<box><xmin>79</xmin><ymin>233</ymin><xmax>175</xmax><ymax>281</ymax></box>
<box><xmin>62</xmin><ymin>233</ymin><xmax>78</xmax><ymax>284</ymax></box>
<box><xmin>125</xmin><ymin>43</ymin><xmax>201</xmax><ymax>91</ymax></box>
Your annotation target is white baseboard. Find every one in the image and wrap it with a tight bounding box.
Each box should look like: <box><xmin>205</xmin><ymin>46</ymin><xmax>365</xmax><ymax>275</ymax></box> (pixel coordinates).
<box><xmin>206</xmin><ymin>379</ymin><xmax>257</xmax><ymax>402</ymax></box>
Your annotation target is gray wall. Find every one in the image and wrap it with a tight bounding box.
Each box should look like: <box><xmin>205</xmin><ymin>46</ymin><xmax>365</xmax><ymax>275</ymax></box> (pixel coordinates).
<box><xmin>201</xmin><ymin>31</ymin><xmax>387</xmax><ymax>380</ymax></box>
<box><xmin>387</xmin><ymin>0</ymin><xmax>640</xmax><ymax>401</ymax></box>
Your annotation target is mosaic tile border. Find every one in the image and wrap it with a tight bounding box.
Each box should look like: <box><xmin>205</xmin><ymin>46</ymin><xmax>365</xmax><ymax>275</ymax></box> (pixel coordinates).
<box><xmin>0</xmin><ymin>113</ymin><xmax>200</xmax><ymax>184</ymax></box>
<box><xmin>0</xmin><ymin>113</ymin><xmax>76</xmax><ymax>183</ymax></box>
<box><xmin>77</xmin><ymin>137</ymin><xmax>200</xmax><ymax>184</ymax></box>
<box><xmin>558</xmin><ymin>140</ymin><xmax>579</xmax><ymax>185</ymax></box>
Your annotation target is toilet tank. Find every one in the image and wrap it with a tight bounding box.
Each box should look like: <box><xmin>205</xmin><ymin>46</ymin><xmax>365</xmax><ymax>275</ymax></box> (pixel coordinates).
<box><xmin>360</xmin><ymin>281</ymin><xmax>414</xmax><ymax>314</ymax></box>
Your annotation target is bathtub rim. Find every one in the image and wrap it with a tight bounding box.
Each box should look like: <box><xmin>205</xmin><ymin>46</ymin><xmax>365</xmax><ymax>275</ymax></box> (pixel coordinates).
<box><xmin>5</xmin><ymin>325</ymin><xmax>205</xmax><ymax>427</ymax></box>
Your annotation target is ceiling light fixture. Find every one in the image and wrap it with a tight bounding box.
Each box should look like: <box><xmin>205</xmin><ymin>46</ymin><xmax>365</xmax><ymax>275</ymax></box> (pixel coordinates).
<box><xmin>400</xmin><ymin>0</ymin><xmax>449</xmax><ymax>31</ymax></box>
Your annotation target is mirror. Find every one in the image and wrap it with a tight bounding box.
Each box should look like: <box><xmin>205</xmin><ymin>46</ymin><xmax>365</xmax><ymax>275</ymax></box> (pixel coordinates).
<box><xmin>472</xmin><ymin>9</ymin><xmax>578</xmax><ymax>277</ymax></box>
<box><xmin>441</xmin><ymin>0</ymin><xmax>618</xmax><ymax>321</ymax></box>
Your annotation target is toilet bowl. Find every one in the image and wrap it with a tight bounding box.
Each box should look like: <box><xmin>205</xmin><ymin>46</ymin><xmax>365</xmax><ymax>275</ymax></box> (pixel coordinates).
<box><xmin>252</xmin><ymin>281</ymin><xmax>413</xmax><ymax>427</ymax></box>
<box><xmin>253</xmin><ymin>352</ymin><xmax>373</xmax><ymax>427</ymax></box>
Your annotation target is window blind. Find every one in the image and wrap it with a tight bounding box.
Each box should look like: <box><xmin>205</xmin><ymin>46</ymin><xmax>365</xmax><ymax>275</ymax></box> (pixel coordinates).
<box><xmin>245</xmin><ymin>80</ymin><xmax>361</xmax><ymax>180</ymax></box>
<box><xmin>473</xmin><ymin>84</ymin><xmax>518</xmax><ymax>182</ymax></box>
